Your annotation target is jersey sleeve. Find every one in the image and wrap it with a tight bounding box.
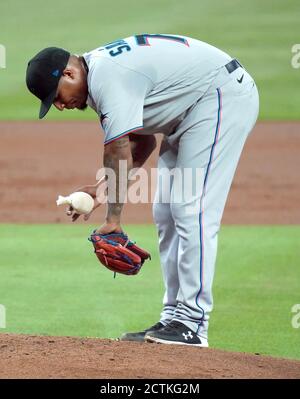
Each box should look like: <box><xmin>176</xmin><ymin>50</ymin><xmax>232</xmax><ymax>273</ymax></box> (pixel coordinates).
<box><xmin>89</xmin><ymin>58</ymin><xmax>152</xmax><ymax>144</ymax></box>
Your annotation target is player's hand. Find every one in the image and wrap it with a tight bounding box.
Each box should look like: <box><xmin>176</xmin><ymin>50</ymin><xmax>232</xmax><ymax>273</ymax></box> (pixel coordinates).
<box><xmin>66</xmin><ymin>183</ymin><xmax>102</xmax><ymax>222</ymax></box>
<box><xmin>96</xmin><ymin>221</ymin><xmax>123</xmax><ymax>235</ymax></box>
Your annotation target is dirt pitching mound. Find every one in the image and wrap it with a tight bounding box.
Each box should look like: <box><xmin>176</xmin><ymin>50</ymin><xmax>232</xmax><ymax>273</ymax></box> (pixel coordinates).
<box><xmin>0</xmin><ymin>333</ymin><xmax>299</xmax><ymax>379</ymax></box>
<box><xmin>1</xmin><ymin>121</ymin><xmax>300</xmax><ymax>224</ymax></box>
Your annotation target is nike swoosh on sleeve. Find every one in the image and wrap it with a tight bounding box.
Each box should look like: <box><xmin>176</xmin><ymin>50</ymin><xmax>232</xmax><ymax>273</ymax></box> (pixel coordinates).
<box><xmin>237</xmin><ymin>74</ymin><xmax>244</xmax><ymax>83</ymax></box>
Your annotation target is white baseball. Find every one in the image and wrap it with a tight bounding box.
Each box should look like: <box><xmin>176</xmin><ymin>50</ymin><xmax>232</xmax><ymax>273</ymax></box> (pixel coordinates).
<box><xmin>56</xmin><ymin>191</ymin><xmax>95</xmax><ymax>215</ymax></box>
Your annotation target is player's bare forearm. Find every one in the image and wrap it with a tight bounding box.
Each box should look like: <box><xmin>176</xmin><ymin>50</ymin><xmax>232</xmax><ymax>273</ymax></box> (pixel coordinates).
<box><xmin>98</xmin><ymin>134</ymin><xmax>155</xmax><ymax>234</ymax></box>
<box><xmin>103</xmin><ymin>136</ymin><xmax>133</xmax><ymax>226</ymax></box>
<box><xmin>129</xmin><ymin>134</ymin><xmax>157</xmax><ymax>169</ymax></box>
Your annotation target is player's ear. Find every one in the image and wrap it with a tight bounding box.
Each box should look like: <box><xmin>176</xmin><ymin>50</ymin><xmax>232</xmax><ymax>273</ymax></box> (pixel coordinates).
<box><xmin>62</xmin><ymin>67</ymin><xmax>75</xmax><ymax>79</ymax></box>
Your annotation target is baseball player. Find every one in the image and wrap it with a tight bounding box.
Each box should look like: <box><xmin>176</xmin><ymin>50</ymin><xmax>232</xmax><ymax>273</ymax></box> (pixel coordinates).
<box><xmin>26</xmin><ymin>34</ymin><xmax>259</xmax><ymax>347</ymax></box>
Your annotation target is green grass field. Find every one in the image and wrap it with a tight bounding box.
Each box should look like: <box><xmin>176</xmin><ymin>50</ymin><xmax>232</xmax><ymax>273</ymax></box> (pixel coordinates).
<box><xmin>0</xmin><ymin>0</ymin><xmax>299</xmax><ymax>120</ymax></box>
<box><xmin>0</xmin><ymin>224</ymin><xmax>299</xmax><ymax>360</ymax></box>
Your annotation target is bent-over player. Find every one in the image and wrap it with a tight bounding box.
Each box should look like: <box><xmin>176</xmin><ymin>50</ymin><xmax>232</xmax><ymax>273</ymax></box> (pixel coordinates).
<box><xmin>26</xmin><ymin>34</ymin><xmax>259</xmax><ymax>347</ymax></box>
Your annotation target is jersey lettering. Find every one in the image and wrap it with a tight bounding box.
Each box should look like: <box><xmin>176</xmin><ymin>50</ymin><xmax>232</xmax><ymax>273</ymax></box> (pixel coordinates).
<box><xmin>100</xmin><ymin>34</ymin><xmax>189</xmax><ymax>59</ymax></box>
<box><xmin>104</xmin><ymin>39</ymin><xmax>131</xmax><ymax>57</ymax></box>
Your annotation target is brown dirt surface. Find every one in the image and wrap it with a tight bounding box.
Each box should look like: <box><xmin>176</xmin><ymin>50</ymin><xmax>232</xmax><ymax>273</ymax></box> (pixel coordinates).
<box><xmin>0</xmin><ymin>333</ymin><xmax>299</xmax><ymax>379</ymax></box>
<box><xmin>0</xmin><ymin>121</ymin><xmax>299</xmax><ymax>224</ymax></box>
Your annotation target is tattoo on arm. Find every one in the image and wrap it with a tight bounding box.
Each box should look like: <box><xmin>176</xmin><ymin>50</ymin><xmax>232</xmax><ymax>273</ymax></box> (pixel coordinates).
<box><xmin>103</xmin><ymin>137</ymin><xmax>132</xmax><ymax>223</ymax></box>
<box><xmin>113</xmin><ymin>137</ymin><xmax>130</xmax><ymax>149</ymax></box>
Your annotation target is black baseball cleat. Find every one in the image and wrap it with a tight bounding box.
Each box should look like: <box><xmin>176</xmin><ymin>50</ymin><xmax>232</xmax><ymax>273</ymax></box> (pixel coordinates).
<box><xmin>145</xmin><ymin>320</ymin><xmax>209</xmax><ymax>347</ymax></box>
<box><xmin>119</xmin><ymin>322</ymin><xmax>165</xmax><ymax>342</ymax></box>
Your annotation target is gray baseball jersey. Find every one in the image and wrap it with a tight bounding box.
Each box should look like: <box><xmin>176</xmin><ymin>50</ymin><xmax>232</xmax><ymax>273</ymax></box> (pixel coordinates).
<box><xmin>83</xmin><ymin>34</ymin><xmax>232</xmax><ymax>144</ymax></box>
<box><xmin>83</xmin><ymin>34</ymin><xmax>259</xmax><ymax>342</ymax></box>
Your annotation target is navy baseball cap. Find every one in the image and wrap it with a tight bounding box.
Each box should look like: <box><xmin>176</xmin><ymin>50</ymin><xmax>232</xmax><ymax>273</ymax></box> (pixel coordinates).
<box><xmin>26</xmin><ymin>47</ymin><xmax>70</xmax><ymax>119</ymax></box>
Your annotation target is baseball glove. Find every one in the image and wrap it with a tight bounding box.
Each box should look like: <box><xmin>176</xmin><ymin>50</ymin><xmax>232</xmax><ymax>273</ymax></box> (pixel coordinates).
<box><xmin>88</xmin><ymin>231</ymin><xmax>151</xmax><ymax>276</ymax></box>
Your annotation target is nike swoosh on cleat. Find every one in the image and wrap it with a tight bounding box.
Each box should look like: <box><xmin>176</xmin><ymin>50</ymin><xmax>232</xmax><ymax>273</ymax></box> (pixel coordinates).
<box><xmin>237</xmin><ymin>74</ymin><xmax>244</xmax><ymax>83</ymax></box>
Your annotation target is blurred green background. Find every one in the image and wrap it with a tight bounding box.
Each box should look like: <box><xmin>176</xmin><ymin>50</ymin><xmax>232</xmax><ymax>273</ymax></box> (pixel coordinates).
<box><xmin>0</xmin><ymin>0</ymin><xmax>299</xmax><ymax>120</ymax></box>
<box><xmin>1</xmin><ymin>224</ymin><xmax>300</xmax><ymax>360</ymax></box>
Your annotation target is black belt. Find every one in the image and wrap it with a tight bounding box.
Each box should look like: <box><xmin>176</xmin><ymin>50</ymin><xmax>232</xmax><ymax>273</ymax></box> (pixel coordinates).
<box><xmin>225</xmin><ymin>58</ymin><xmax>243</xmax><ymax>74</ymax></box>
